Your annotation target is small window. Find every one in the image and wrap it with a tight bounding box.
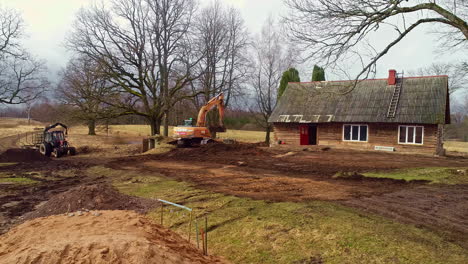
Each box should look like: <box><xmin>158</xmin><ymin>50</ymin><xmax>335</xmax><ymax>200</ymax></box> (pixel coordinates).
<box><xmin>343</xmin><ymin>125</ymin><xmax>368</xmax><ymax>142</ymax></box>
<box><xmin>399</xmin><ymin>125</ymin><xmax>424</xmax><ymax>145</ymax></box>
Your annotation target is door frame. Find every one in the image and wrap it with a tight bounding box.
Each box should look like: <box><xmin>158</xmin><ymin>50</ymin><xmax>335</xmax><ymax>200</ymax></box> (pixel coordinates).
<box><xmin>299</xmin><ymin>124</ymin><xmax>318</xmax><ymax>145</ymax></box>
<box><xmin>308</xmin><ymin>124</ymin><xmax>317</xmax><ymax>145</ymax></box>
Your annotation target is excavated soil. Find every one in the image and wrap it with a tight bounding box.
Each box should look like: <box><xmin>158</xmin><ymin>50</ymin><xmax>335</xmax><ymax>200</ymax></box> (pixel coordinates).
<box><xmin>118</xmin><ymin>143</ymin><xmax>467</xmax><ymax>203</ymax></box>
<box><xmin>0</xmin><ymin>148</ymin><xmax>50</xmax><ymax>162</ymax></box>
<box><xmin>23</xmin><ymin>184</ymin><xmax>157</xmax><ymax>220</ymax></box>
<box><xmin>343</xmin><ymin>184</ymin><xmax>468</xmax><ymax>248</ymax></box>
<box><xmin>111</xmin><ymin>143</ymin><xmax>468</xmax><ymax>248</ymax></box>
<box><xmin>0</xmin><ymin>210</ymin><xmax>227</xmax><ymax>264</ymax></box>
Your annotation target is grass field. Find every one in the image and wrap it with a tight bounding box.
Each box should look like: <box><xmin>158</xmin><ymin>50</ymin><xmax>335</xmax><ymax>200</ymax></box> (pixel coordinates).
<box><xmin>362</xmin><ymin>167</ymin><xmax>468</xmax><ymax>184</ymax></box>
<box><xmin>445</xmin><ymin>141</ymin><xmax>468</xmax><ymax>153</ymax></box>
<box><xmin>0</xmin><ymin>118</ymin><xmax>44</xmax><ymax>138</ymax></box>
<box><xmin>87</xmin><ymin>166</ymin><xmax>468</xmax><ymax>264</ymax></box>
<box><xmin>105</xmin><ymin>125</ymin><xmax>266</xmax><ymax>143</ymax></box>
<box><xmin>0</xmin><ymin>172</ymin><xmax>37</xmax><ymax>185</ymax></box>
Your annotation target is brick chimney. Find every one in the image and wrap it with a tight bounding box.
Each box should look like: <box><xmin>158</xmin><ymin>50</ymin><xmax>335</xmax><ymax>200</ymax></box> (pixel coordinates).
<box><xmin>388</xmin><ymin>69</ymin><xmax>396</xmax><ymax>85</ymax></box>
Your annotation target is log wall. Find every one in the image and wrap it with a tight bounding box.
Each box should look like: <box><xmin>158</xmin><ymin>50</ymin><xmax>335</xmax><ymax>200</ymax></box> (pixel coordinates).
<box><xmin>272</xmin><ymin>122</ymin><xmax>441</xmax><ymax>155</ymax></box>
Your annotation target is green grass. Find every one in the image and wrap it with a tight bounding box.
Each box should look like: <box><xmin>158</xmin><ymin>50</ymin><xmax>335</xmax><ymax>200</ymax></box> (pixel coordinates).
<box><xmin>362</xmin><ymin>167</ymin><xmax>468</xmax><ymax>184</ymax></box>
<box><xmin>89</xmin><ymin>166</ymin><xmax>468</xmax><ymax>264</ymax></box>
<box><xmin>0</xmin><ymin>177</ymin><xmax>37</xmax><ymax>184</ymax></box>
<box><xmin>0</xmin><ymin>163</ymin><xmax>17</xmax><ymax>167</ymax></box>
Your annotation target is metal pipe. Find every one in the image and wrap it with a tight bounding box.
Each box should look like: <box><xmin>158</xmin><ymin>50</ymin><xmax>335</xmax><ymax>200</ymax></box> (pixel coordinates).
<box><xmin>157</xmin><ymin>199</ymin><xmax>193</xmax><ymax>212</ymax></box>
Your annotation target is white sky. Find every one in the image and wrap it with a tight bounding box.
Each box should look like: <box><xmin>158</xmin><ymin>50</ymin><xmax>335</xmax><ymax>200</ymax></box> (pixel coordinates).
<box><xmin>0</xmin><ymin>0</ymin><xmax>466</xmax><ymax>87</ymax></box>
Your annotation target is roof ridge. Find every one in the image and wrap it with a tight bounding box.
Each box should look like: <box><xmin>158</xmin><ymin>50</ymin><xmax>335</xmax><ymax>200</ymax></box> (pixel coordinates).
<box><xmin>290</xmin><ymin>75</ymin><xmax>448</xmax><ymax>84</ymax></box>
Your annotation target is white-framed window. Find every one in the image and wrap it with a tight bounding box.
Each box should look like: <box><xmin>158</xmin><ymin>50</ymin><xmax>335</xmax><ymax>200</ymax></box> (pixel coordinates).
<box><xmin>399</xmin><ymin>125</ymin><xmax>424</xmax><ymax>145</ymax></box>
<box><xmin>343</xmin><ymin>124</ymin><xmax>368</xmax><ymax>142</ymax></box>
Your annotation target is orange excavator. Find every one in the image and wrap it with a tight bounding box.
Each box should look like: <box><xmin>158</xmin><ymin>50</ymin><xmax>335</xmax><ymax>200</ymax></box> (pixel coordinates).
<box><xmin>173</xmin><ymin>93</ymin><xmax>226</xmax><ymax>147</ymax></box>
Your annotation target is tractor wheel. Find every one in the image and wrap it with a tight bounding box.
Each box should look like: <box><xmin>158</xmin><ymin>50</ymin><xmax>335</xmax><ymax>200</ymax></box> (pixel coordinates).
<box><xmin>39</xmin><ymin>143</ymin><xmax>52</xmax><ymax>157</ymax></box>
<box><xmin>68</xmin><ymin>147</ymin><xmax>76</xmax><ymax>156</ymax></box>
<box><xmin>53</xmin><ymin>149</ymin><xmax>63</xmax><ymax>158</ymax></box>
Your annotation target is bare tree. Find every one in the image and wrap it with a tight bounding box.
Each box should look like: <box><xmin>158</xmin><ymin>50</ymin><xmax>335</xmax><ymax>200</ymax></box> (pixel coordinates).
<box><xmin>67</xmin><ymin>0</ymin><xmax>198</xmax><ymax>136</ymax></box>
<box><xmin>0</xmin><ymin>7</ymin><xmax>23</xmax><ymax>57</ymax></box>
<box><xmin>0</xmin><ymin>55</ymin><xmax>49</xmax><ymax>104</ymax></box>
<box><xmin>57</xmin><ymin>56</ymin><xmax>117</xmax><ymax>135</ymax></box>
<box><xmin>284</xmin><ymin>0</ymin><xmax>468</xmax><ymax>81</ymax></box>
<box><xmin>147</xmin><ymin>0</ymin><xmax>199</xmax><ymax>136</ymax></box>
<box><xmin>250</xmin><ymin>17</ymin><xmax>296</xmax><ymax>144</ymax></box>
<box><xmin>192</xmin><ymin>1</ymin><xmax>250</xmax><ymax>136</ymax></box>
<box><xmin>409</xmin><ymin>61</ymin><xmax>467</xmax><ymax>94</ymax></box>
<box><xmin>0</xmin><ymin>7</ymin><xmax>48</xmax><ymax>104</ymax></box>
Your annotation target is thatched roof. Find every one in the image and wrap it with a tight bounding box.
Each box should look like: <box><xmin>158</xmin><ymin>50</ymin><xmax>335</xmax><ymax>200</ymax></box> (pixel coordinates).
<box><xmin>269</xmin><ymin>76</ymin><xmax>450</xmax><ymax>125</ymax></box>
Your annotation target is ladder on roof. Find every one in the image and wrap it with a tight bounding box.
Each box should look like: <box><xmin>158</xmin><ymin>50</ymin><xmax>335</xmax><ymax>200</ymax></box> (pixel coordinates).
<box><xmin>386</xmin><ymin>72</ymin><xmax>404</xmax><ymax>118</ymax></box>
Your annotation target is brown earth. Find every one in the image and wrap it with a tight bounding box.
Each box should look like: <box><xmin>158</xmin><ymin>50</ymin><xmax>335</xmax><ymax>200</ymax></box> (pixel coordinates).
<box><xmin>0</xmin><ymin>160</ymin><xmax>97</xmax><ymax>234</ymax></box>
<box><xmin>343</xmin><ymin>184</ymin><xmax>468</xmax><ymax>248</ymax></box>
<box><xmin>0</xmin><ymin>148</ymin><xmax>50</xmax><ymax>162</ymax></box>
<box><xmin>2</xmin><ymin>134</ymin><xmax>468</xmax><ymax>256</ymax></box>
<box><xmin>113</xmin><ymin>143</ymin><xmax>467</xmax><ymax>202</ymax></box>
<box><xmin>0</xmin><ymin>210</ymin><xmax>227</xmax><ymax>264</ymax></box>
<box><xmin>110</xmin><ymin>143</ymin><xmax>468</xmax><ymax>248</ymax></box>
<box><xmin>23</xmin><ymin>184</ymin><xmax>157</xmax><ymax>220</ymax></box>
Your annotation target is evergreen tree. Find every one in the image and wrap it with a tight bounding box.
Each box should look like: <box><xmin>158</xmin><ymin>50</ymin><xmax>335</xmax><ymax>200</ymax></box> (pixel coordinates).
<box><xmin>311</xmin><ymin>65</ymin><xmax>326</xmax><ymax>81</ymax></box>
<box><xmin>278</xmin><ymin>68</ymin><xmax>300</xmax><ymax>99</ymax></box>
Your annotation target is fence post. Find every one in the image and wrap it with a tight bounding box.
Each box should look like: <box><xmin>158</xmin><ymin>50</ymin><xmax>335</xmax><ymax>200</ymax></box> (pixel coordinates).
<box><xmin>188</xmin><ymin>211</ymin><xmax>193</xmax><ymax>242</ymax></box>
<box><xmin>160</xmin><ymin>203</ymin><xmax>164</xmax><ymax>226</ymax></box>
<box><xmin>195</xmin><ymin>220</ymin><xmax>199</xmax><ymax>249</ymax></box>
<box><xmin>205</xmin><ymin>217</ymin><xmax>208</xmax><ymax>255</ymax></box>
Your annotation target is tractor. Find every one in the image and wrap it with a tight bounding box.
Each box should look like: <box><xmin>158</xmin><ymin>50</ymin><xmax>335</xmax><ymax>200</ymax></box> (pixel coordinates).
<box><xmin>35</xmin><ymin>123</ymin><xmax>77</xmax><ymax>158</ymax></box>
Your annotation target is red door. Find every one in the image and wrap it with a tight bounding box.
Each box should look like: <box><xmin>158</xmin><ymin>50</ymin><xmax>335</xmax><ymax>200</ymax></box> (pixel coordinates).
<box><xmin>299</xmin><ymin>124</ymin><xmax>309</xmax><ymax>145</ymax></box>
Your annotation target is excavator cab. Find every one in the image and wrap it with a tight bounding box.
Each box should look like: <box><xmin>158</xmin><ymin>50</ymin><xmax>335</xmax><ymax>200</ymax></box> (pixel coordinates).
<box><xmin>183</xmin><ymin>119</ymin><xmax>194</xmax><ymax>127</ymax></box>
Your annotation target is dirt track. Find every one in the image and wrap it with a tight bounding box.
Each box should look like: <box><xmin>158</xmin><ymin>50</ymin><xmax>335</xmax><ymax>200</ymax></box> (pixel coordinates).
<box><xmin>2</xmin><ymin>137</ymin><xmax>468</xmax><ymax>250</ymax></box>
<box><xmin>343</xmin><ymin>184</ymin><xmax>468</xmax><ymax>247</ymax></box>
<box><xmin>111</xmin><ymin>143</ymin><xmax>468</xmax><ymax>248</ymax></box>
<box><xmin>114</xmin><ymin>144</ymin><xmax>467</xmax><ymax>202</ymax></box>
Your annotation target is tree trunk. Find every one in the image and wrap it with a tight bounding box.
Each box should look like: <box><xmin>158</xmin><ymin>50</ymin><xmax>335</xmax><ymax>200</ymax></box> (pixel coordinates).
<box><xmin>149</xmin><ymin>117</ymin><xmax>161</xmax><ymax>149</ymax></box>
<box><xmin>88</xmin><ymin>120</ymin><xmax>96</xmax><ymax>135</ymax></box>
<box><xmin>265</xmin><ymin>125</ymin><xmax>271</xmax><ymax>145</ymax></box>
<box><xmin>163</xmin><ymin>111</ymin><xmax>169</xmax><ymax>137</ymax></box>
<box><xmin>149</xmin><ymin>117</ymin><xmax>161</xmax><ymax>136</ymax></box>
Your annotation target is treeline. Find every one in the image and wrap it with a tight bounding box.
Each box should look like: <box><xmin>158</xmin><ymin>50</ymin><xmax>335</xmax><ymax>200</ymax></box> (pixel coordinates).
<box><xmin>54</xmin><ymin>0</ymin><xmax>309</xmax><ymax>141</ymax></box>
<box><xmin>0</xmin><ymin>102</ymin><xmax>263</xmax><ymax>131</ymax></box>
<box><xmin>2</xmin><ymin>0</ymin><xmax>466</xmax><ymax>144</ymax></box>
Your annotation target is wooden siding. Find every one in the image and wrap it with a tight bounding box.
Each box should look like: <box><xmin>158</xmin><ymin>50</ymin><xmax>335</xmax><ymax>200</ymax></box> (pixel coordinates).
<box><xmin>273</xmin><ymin>122</ymin><xmax>441</xmax><ymax>154</ymax></box>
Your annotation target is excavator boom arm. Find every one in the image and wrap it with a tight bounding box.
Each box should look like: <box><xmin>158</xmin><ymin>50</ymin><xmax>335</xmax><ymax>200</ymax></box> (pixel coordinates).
<box><xmin>196</xmin><ymin>93</ymin><xmax>225</xmax><ymax>128</ymax></box>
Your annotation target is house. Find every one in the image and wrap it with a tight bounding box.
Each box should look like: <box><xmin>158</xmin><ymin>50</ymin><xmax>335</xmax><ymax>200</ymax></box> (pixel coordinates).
<box><xmin>268</xmin><ymin>70</ymin><xmax>450</xmax><ymax>155</ymax></box>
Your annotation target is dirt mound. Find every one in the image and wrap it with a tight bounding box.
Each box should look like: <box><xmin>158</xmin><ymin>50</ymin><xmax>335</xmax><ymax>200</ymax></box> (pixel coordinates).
<box><xmin>0</xmin><ymin>210</ymin><xmax>227</xmax><ymax>264</ymax></box>
<box><xmin>0</xmin><ymin>148</ymin><xmax>50</xmax><ymax>162</ymax></box>
<box><xmin>163</xmin><ymin>142</ymin><xmax>265</xmax><ymax>160</ymax></box>
<box><xmin>23</xmin><ymin>184</ymin><xmax>156</xmax><ymax>220</ymax></box>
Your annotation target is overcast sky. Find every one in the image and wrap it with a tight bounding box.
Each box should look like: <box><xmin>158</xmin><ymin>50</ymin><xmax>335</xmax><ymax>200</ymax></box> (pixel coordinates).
<box><xmin>1</xmin><ymin>0</ymin><xmax>466</xmax><ymax>86</ymax></box>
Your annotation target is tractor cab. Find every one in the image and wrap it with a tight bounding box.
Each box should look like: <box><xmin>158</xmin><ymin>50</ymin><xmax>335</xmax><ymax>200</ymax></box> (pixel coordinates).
<box><xmin>45</xmin><ymin>131</ymin><xmax>67</xmax><ymax>147</ymax></box>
